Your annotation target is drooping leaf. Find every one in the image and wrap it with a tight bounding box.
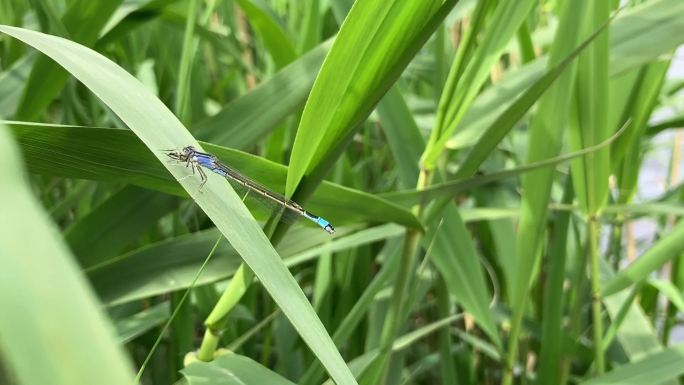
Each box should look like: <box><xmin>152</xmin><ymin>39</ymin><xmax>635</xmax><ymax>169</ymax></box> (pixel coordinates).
<box><xmin>0</xmin><ymin>25</ymin><xmax>358</xmax><ymax>385</ymax></box>
<box><xmin>0</xmin><ymin>123</ymin><xmax>136</xmax><ymax>385</ymax></box>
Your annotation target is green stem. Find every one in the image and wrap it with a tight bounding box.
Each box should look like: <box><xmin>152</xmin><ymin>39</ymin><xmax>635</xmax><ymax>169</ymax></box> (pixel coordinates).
<box><xmin>502</xmin><ymin>285</ymin><xmax>526</xmax><ymax>385</ymax></box>
<box><xmin>609</xmin><ymin>216</ymin><xmax>624</xmax><ymax>270</ymax></box>
<box><xmin>136</xmin><ymin>237</ymin><xmax>223</xmax><ymax>380</ymax></box>
<box><xmin>197</xmin><ymin>328</ymin><xmax>221</xmax><ymax>361</ymax></box>
<box><xmin>588</xmin><ymin>217</ymin><xmax>605</xmax><ymax>374</ymax></box>
<box><xmin>436</xmin><ymin>275</ymin><xmax>457</xmax><ymax>384</ymax></box>
<box><xmin>197</xmin><ymin>263</ymin><xmax>254</xmax><ymax>361</ymax></box>
<box><xmin>372</xmin><ymin>229</ymin><xmax>421</xmax><ymax>383</ymax></box>
<box><xmin>299</xmin><ymin>242</ymin><xmax>402</xmax><ymax>385</ymax></box>
<box><xmin>662</xmin><ymin>256</ymin><xmax>681</xmax><ymax>344</ymax></box>
<box><xmin>174</xmin><ymin>0</ymin><xmax>198</xmax><ymax>122</ymax></box>
<box><xmin>362</xmin><ymin>170</ymin><xmax>431</xmax><ymax>385</ymax></box>
<box><xmin>561</xmin><ymin>222</ymin><xmax>587</xmax><ymax>385</ymax></box>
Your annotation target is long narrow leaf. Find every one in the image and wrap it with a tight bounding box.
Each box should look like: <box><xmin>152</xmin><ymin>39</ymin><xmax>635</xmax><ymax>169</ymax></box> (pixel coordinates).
<box><xmin>0</xmin><ymin>25</ymin><xmax>358</xmax><ymax>385</ymax></box>
<box><xmin>603</xmin><ymin>220</ymin><xmax>684</xmax><ymax>296</ymax></box>
<box><xmin>0</xmin><ymin>124</ymin><xmax>135</xmax><ymax>384</ymax></box>
<box><xmin>580</xmin><ymin>344</ymin><xmax>684</xmax><ymax>385</ymax></box>
<box><xmin>7</xmin><ymin>122</ymin><xmax>421</xmax><ymax>230</ymax></box>
<box><xmin>287</xmin><ymin>0</ymin><xmax>451</xmax><ymax>198</ymax></box>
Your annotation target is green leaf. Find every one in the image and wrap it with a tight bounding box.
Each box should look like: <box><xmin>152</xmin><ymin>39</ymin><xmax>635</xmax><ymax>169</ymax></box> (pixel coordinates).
<box><xmin>536</xmin><ymin>181</ymin><xmax>574</xmax><ymax>385</ymax></box>
<box><xmin>193</xmin><ymin>40</ymin><xmax>329</xmax><ymax>147</ymax></box>
<box><xmin>300</xmin><ymin>239</ymin><xmax>403</xmax><ymax>385</ymax></box>
<box><xmin>182</xmin><ymin>353</ymin><xmax>297</xmax><ymax>385</ymax></box>
<box><xmin>450</xmin><ymin>0</ymin><xmax>684</xmax><ymax>152</ymax></box>
<box><xmin>611</xmin><ymin>60</ymin><xmax>671</xmax><ymax>173</ymax></box>
<box><xmin>609</xmin><ymin>0</ymin><xmax>684</xmax><ymax>75</ymax></box>
<box><xmin>647</xmin><ymin>279</ymin><xmax>684</xmax><ymax>314</ymax></box>
<box><xmin>65</xmin><ymin>186</ymin><xmax>179</xmax><ymax>268</ymax></box>
<box><xmin>580</xmin><ymin>344</ymin><xmax>684</xmax><ymax>385</ymax></box>
<box><xmin>568</xmin><ymin>0</ymin><xmax>614</xmax><ymax>214</ymax></box>
<box><xmin>428</xmin><ymin>207</ymin><xmax>502</xmax><ymax>347</ymax></box>
<box><xmin>601</xmin><ymin>259</ymin><xmax>666</xmax><ymax>365</ymax></box>
<box><xmin>383</xmin><ymin>122</ymin><xmax>625</xmax><ymax>208</ymax></box>
<box><xmin>504</xmin><ymin>0</ymin><xmax>591</xmax><ymax>380</ymax></box>
<box><xmin>355</xmin><ymin>3</ymin><xmax>502</xmax><ymax>351</ymax></box>
<box><xmin>91</xmin><ymin>224</ymin><xmax>396</xmax><ymax>306</ymax></box>
<box><xmin>297</xmin><ymin>0</ymin><xmax>321</xmax><ymax>53</ymax></box>
<box><xmin>87</xmin><ymin>228</ymin><xmax>242</xmax><ymax>305</ymax></box>
<box><xmin>647</xmin><ymin>114</ymin><xmax>684</xmax><ymax>136</ymax></box>
<box><xmin>7</xmin><ymin>122</ymin><xmax>422</xmax><ymax>230</ymax></box>
<box><xmin>376</xmin><ymin>87</ymin><xmax>423</xmax><ymax>188</ymax></box>
<box><xmin>452</xmin><ymin>14</ymin><xmax>614</xmax><ymax>183</ymax></box>
<box><xmin>15</xmin><ymin>0</ymin><xmax>123</xmax><ymax>120</ymax></box>
<box><xmin>287</xmin><ymin>0</ymin><xmax>450</xmax><ymax>198</ymax></box>
<box><xmin>0</xmin><ymin>25</ymin><xmax>357</xmax><ymax>385</ymax></box>
<box><xmin>235</xmin><ymin>0</ymin><xmax>297</xmax><ymax>68</ymax></box>
<box><xmin>0</xmin><ymin>124</ymin><xmax>135</xmax><ymax>384</ymax></box>
<box><xmin>0</xmin><ymin>53</ymin><xmax>32</xmax><ymax>117</ymax></box>
<box><xmin>603</xmin><ymin>220</ymin><xmax>684</xmax><ymax>296</ymax></box>
<box><xmin>422</xmin><ymin>0</ymin><xmax>536</xmax><ymax>168</ymax></box>
<box><xmin>115</xmin><ymin>302</ymin><xmax>170</xmax><ymax>343</ymax></box>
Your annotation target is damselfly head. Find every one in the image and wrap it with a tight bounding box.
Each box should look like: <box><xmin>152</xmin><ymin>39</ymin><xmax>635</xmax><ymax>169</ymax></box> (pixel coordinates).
<box><xmin>165</xmin><ymin>146</ymin><xmax>198</xmax><ymax>161</ymax></box>
<box><xmin>165</xmin><ymin>148</ymin><xmax>187</xmax><ymax>161</ymax></box>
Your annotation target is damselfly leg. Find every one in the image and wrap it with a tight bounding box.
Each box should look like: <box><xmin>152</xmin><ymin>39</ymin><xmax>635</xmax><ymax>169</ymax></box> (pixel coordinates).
<box><xmin>165</xmin><ymin>149</ymin><xmax>208</xmax><ymax>193</ymax></box>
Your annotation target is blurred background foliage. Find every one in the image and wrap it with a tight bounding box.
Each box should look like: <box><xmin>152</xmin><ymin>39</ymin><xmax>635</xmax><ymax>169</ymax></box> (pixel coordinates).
<box><xmin>1</xmin><ymin>0</ymin><xmax>684</xmax><ymax>384</ymax></box>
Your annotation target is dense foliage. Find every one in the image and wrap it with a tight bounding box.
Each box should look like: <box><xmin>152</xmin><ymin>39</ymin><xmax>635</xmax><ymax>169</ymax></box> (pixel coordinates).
<box><xmin>1</xmin><ymin>0</ymin><xmax>684</xmax><ymax>384</ymax></box>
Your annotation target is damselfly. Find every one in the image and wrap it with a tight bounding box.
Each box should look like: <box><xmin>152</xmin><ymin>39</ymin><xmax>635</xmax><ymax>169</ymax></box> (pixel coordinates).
<box><xmin>166</xmin><ymin>146</ymin><xmax>335</xmax><ymax>234</ymax></box>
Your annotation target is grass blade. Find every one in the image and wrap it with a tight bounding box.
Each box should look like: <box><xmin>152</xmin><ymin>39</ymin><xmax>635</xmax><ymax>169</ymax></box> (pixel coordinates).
<box><xmin>502</xmin><ymin>2</ymin><xmax>590</xmax><ymax>383</ymax></box>
<box><xmin>603</xmin><ymin>220</ymin><xmax>684</xmax><ymax>297</ymax></box>
<box><xmin>8</xmin><ymin>122</ymin><xmax>421</xmax><ymax>230</ymax></box>
<box><xmin>0</xmin><ymin>25</ymin><xmax>358</xmax><ymax>385</ymax></box>
<box><xmin>15</xmin><ymin>0</ymin><xmax>122</xmax><ymax>120</ymax></box>
<box><xmin>286</xmin><ymin>0</ymin><xmax>451</xmax><ymax>198</ymax></box>
<box><xmin>580</xmin><ymin>344</ymin><xmax>684</xmax><ymax>385</ymax></box>
<box><xmin>0</xmin><ymin>124</ymin><xmax>135</xmax><ymax>384</ymax></box>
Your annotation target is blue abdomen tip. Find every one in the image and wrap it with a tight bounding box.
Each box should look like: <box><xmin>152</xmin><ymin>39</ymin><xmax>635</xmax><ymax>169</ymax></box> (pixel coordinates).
<box><xmin>317</xmin><ymin>218</ymin><xmax>335</xmax><ymax>234</ymax></box>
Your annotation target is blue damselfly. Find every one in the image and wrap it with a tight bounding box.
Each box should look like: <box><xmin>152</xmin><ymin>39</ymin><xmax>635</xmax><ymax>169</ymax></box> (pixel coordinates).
<box><xmin>166</xmin><ymin>146</ymin><xmax>335</xmax><ymax>234</ymax></box>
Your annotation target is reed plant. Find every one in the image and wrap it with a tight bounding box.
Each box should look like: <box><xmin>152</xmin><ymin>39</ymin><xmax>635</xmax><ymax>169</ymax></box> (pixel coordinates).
<box><xmin>1</xmin><ymin>1</ymin><xmax>684</xmax><ymax>384</ymax></box>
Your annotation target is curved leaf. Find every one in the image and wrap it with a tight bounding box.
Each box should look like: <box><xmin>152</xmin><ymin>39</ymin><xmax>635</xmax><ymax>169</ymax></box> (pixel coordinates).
<box><xmin>183</xmin><ymin>354</ymin><xmax>297</xmax><ymax>385</ymax></box>
<box><xmin>0</xmin><ymin>25</ymin><xmax>357</xmax><ymax>385</ymax></box>
<box><xmin>8</xmin><ymin>122</ymin><xmax>422</xmax><ymax>230</ymax></box>
<box><xmin>580</xmin><ymin>344</ymin><xmax>684</xmax><ymax>385</ymax></box>
<box><xmin>603</xmin><ymin>220</ymin><xmax>684</xmax><ymax>296</ymax></box>
<box><xmin>0</xmin><ymin>124</ymin><xmax>135</xmax><ymax>384</ymax></box>
<box><xmin>287</xmin><ymin>0</ymin><xmax>450</xmax><ymax>198</ymax></box>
